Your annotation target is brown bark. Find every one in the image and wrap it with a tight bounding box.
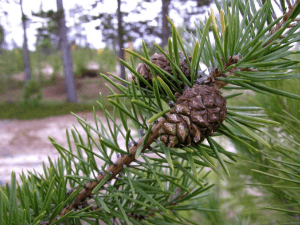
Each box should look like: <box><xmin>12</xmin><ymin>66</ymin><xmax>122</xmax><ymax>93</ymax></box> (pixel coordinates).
<box><xmin>56</xmin><ymin>0</ymin><xmax>77</xmax><ymax>102</ymax></box>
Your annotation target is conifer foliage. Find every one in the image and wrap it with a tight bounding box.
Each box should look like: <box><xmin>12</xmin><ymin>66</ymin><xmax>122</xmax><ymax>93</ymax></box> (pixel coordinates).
<box><xmin>1</xmin><ymin>0</ymin><xmax>300</xmax><ymax>224</ymax></box>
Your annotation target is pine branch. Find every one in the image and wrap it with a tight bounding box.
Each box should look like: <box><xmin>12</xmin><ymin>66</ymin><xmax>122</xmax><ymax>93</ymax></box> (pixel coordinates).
<box><xmin>46</xmin><ymin>66</ymin><xmax>227</xmax><ymax>224</ymax></box>
<box><xmin>209</xmin><ymin>0</ymin><xmax>300</xmax><ymax>89</ymax></box>
<box><xmin>29</xmin><ymin>1</ymin><xmax>300</xmax><ymax>224</ymax></box>
<box><xmin>269</xmin><ymin>0</ymin><xmax>299</xmax><ymax>35</ymax></box>
<box><xmin>48</xmin><ymin>4</ymin><xmax>299</xmax><ymax>221</ymax></box>
<box><xmin>48</xmin><ymin>118</ymin><xmax>166</xmax><ymax>224</ymax></box>
<box><xmin>46</xmin><ymin>72</ymin><xmax>228</xmax><ymax>223</ymax></box>
<box><xmin>81</xmin><ymin>187</ymin><xmax>188</xmax><ymax>221</ymax></box>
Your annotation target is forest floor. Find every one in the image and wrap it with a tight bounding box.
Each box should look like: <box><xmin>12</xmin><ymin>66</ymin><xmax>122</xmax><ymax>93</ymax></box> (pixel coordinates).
<box><xmin>0</xmin><ymin>76</ymin><xmax>108</xmax><ymax>104</ymax></box>
<box><xmin>0</xmin><ymin>74</ymin><xmax>121</xmax><ymax>184</ymax></box>
<box><xmin>0</xmin><ymin>112</ymin><xmax>97</xmax><ymax>184</ymax></box>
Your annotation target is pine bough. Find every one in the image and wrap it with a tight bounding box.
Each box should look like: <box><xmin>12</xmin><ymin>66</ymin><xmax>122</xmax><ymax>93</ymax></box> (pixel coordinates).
<box><xmin>1</xmin><ymin>0</ymin><xmax>300</xmax><ymax>224</ymax></box>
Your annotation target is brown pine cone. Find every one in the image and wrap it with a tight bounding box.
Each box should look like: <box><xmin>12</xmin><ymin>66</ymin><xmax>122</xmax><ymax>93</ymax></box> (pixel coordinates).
<box><xmin>159</xmin><ymin>84</ymin><xmax>227</xmax><ymax>147</ymax></box>
<box><xmin>135</xmin><ymin>51</ymin><xmax>191</xmax><ymax>90</ymax></box>
<box><xmin>136</xmin><ymin>62</ymin><xmax>152</xmax><ymax>85</ymax></box>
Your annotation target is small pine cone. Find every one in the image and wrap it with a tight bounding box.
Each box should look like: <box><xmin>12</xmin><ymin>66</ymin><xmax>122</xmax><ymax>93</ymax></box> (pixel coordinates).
<box><xmin>136</xmin><ymin>62</ymin><xmax>152</xmax><ymax>87</ymax></box>
<box><xmin>159</xmin><ymin>84</ymin><xmax>227</xmax><ymax>147</ymax></box>
<box><xmin>178</xmin><ymin>51</ymin><xmax>191</xmax><ymax>78</ymax></box>
<box><xmin>135</xmin><ymin>51</ymin><xmax>191</xmax><ymax>89</ymax></box>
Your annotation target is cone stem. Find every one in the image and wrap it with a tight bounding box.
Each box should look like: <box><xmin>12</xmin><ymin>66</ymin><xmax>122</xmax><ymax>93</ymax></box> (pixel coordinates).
<box><xmin>49</xmin><ymin>118</ymin><xmax>166</xmax><ymax>224</ymax></box>
<box><xmin>267</xmin><ymin>0</ymin><xmax>299</xmax><ymax>41</ymax></box>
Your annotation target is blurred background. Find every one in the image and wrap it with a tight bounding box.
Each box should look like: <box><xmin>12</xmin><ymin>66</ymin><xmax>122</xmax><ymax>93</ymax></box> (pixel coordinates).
<box><xmin>0</xmin><ymin>0</ymin><xmax>300</xmax><ymax>224</ymax></box>
<box><xmin>0</xmin><ymin>0</ymin><xmax>213</xmax><ymax>111</ymax></box>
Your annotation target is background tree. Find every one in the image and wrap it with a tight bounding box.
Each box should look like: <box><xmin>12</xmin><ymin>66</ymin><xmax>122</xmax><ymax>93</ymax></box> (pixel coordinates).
<box><xmin>20</xmin><ymin>0</ymin><xmax>31</xmax><ymax>82</ymax></box>
<box><xmin>0</xmin><ymin>24</ymin><xmax>4</xmax><ymax>51</ymax></box>
<box><xmin>92</xmin><ymin>0</ymin><xmax>160</xmax><ymax>82</ymax></box>
<box><xmin>160</xmin><ymin>0</ymin><xmax>213</xmax><ymax>47</ymax></box>
<box><xmin>32</xmin><ymin>7</ymin><xmax>60</xmax><ymax>55</ymax></box>
<box><xmin>161</xmin><ymin>0</ymin><xmax>171</xmax><ymax>47</ymax></box>
<box><xmin>56</xmin><ymin>0</ymin><xmax>77</xmax><ymax>102</ymax></box>
<box><xmin>117</xmin><ymin>0</ymin><xmax>126</xmax><ymax>82</ymax></box>
<box><xmin>68</xmin><ymin>4</ymin><xmax>90</xmax><ymax>47</ymax></box>
<box><xmin>32</xmin><ymin>3</ymin><xmax>90</xmax><ymax>53</ymax></box>
<box><xmin>0</xmin><ymin>4</ymin><xmax>7</xmax><ymax>51</ymax></box>
<box><xmin>91</xmin><ymin>0</ymin><xmax>213</xmax><ymax>81</ymax></box>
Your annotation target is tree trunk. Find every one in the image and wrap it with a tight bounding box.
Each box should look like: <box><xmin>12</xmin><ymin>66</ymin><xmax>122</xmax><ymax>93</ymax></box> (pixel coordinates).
<box><xmin>0</xmin><ymin>25</ymin><xmax>4</xmax><ymax>51</ymax></box>
<box><xmin>117</xmin><ymin>0</ymin><xmax>126</xmax><ymax>85</ymax></box>
<box><xmin>20</xmin><ymin>0</ymin><xmax>31</xmax><ymax>82</ymax></box>
<box><xmin>161</xmin><ymin>0</ymin><xmax>171</xmax><ymax>48</ymax></box>
<box><xmin>56</xmin><ymin>0</ymin><xmax>77</xmax><ymax>102</ymax></box>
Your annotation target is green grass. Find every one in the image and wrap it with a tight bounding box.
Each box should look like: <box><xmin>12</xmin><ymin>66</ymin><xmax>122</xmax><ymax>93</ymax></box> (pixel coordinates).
<box><xmin>0</xmin><ymin>102</ymin><xmax>98</xmax><ymax>120</ymax></box>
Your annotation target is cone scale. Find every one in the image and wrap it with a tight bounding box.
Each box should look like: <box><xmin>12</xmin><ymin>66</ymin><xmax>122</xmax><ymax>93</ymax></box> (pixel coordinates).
<box><xmin>136</xmin><ymin>51</ymin><xmax>191</xmax><ymax>90</ymax></box>
<box><xmin>160</xmin><ymin>84</ymin><xmax>227</xmax><ymax>147</ymax></box>
<box><xmin>136</xmin><ymin>51</ymin><xmax>227</xmax><ymax>148</ymax></box>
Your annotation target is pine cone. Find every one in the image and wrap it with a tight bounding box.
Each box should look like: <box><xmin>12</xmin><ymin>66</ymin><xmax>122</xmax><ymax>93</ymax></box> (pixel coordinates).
<box><xmin>135</xmin><ymin>51</ymin><xmax>191</xmax><ymax>89</ymax></box>
<box><xmin>159</xmin><ymin>84</ymin><xmax>227</xmax><ymax>147</ymax></box>
<box><xmin>136</xmin><ymin>62</ymin><xmax>152</xmax><ymax>86</ymax></box>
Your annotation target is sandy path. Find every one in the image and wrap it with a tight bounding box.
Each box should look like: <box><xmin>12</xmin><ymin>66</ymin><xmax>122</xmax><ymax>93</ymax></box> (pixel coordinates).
<box><xmin>0</xmin><ymin>112</ymin><xmax>120</xmax><ymax>184</ymax></box>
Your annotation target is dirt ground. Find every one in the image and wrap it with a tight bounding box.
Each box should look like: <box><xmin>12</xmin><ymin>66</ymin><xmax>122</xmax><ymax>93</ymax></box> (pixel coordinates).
<box><xmin>0</xmin><ymin>112</ymin><xmax>115</xmax><ymax>184</ymax></box>
<box><xmin>0</xmin><ymin>71</ymin><xmax>125</xmax><ymax>185</ymax></box>
<box><xmin>0</xmin><ymin>76</ymin><xmax>108</xmax><ymax>103</ymax></box>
